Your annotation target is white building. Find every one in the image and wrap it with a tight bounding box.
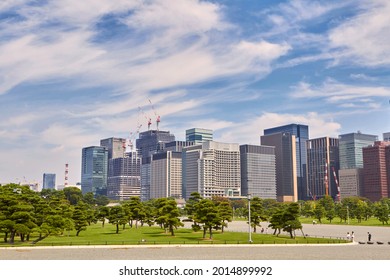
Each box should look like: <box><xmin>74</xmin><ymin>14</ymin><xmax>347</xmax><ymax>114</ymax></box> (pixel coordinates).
<box><xmin>183</xmin><ymin>141</ymin><xmax>241</xmax><ymax>199</ymax></box>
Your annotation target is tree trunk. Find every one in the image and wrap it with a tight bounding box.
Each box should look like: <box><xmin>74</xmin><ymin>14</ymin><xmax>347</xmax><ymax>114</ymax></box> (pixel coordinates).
<box><xmin>102</xmin><ymin>220</ymin><xmax>105</xmax><ymax>227</ymax></box>
<box><xmin>76</xmin><ymin>230</ymin><xmax>81</xmax><ymax>236</ymax></box>
<box><xmin>209</xmin><ymin>226</ymin><xmax>213</xmax><ymax>239</ymax></box>
<box><xmin>9</xmin><ymin>230</ymin><xmax>16</xmax><ymax>244</ymax></box>
<box><xmin>203</xmin><ymin>227</ymin><xmax>207</xmax><ymax>239</ymax></box>
<box><xmin>26</xmin><ymin>234</ymin><xmax>30</xmax><ymax>241</ymax></box>
<box><xmin>170</xmin><ymin>225</ymin><xmax>174</xmax><ymax>236</ymax></box>
<box><xmin>4</xmin><ymin>232</ymin><xmax>8</xmax><ymax>243</ymax></box>
<box><xmin>116</xmin><ymin>224</ymin><xmax>119</xmax><ymax>234</ymax></box>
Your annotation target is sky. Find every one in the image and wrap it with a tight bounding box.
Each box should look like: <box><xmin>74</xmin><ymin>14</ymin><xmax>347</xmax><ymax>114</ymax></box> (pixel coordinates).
<box><xmin>1</xmin><ymin>0</ymin><xmax>390</xmax><ymax>186</ymax></box>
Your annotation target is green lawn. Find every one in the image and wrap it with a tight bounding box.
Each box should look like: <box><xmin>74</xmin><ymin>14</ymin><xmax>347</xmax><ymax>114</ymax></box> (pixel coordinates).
<box><xmin>301</xmin><ymin>216</ymin><xmax>390</xmax><ymax>227</ymax></box>
<box><xmin>0</xmin><ymin>222</ymin><xmax>347</xmax><ymax>247</ymax></box>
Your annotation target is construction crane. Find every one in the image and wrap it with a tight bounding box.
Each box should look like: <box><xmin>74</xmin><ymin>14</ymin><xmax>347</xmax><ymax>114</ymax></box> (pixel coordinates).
<box><xmin>127</xmin><ymin>124</ymin><xmax>142</xmax><ymax>152</ymax></box>
<box><xmin>148</xmin><ymin>98</ymin><xmax>161</xmax><ymax>131</ymax></box>
<box><xmin>138</xmin><ymin>106</ymin><xmax>152</xmax><ymax>130</ymax></box>
<box><xmin>332</xmin><ymin>166</ymin><xmax>341</xmax><ymax>201</ymax></box>
<box><xmin>324</xmin><ymin>161</ymin><xmax>329</xmax><ymax>196</ymax></box>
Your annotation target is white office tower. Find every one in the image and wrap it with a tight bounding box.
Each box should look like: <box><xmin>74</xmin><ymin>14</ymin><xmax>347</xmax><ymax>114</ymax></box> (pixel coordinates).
<box><xmin>183</xmin><ymin>141</ymin><xmax>241</xmax><ymax>199</ymax></box>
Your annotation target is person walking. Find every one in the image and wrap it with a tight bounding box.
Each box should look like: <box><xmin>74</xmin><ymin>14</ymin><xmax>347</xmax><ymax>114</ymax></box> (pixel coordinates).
<box><xmin>351</xmin><ymin>231</ymin><xmax>355</xmax><ymax>242</ymax></box>
<box><xmin>346</xmin><ymin>232</ymin><xmax>350</xmax><ymax>240</ymax></box>
<box><xmin>368</xmin><ymin>232</ymin><xmax>372</xmax><ymax>242</ymax></box>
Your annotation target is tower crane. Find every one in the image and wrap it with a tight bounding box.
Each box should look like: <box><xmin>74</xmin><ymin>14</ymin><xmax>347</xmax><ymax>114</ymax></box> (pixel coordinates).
<box><xmin>138</xmin><ymin>106</ymin><xmax>152</xmax><ymax>130</ymax></box>
<box><xmin>148</xmin><ymin>98</ymin><xmax>161</xmax><ymax>131</ymax></box>
<box><xmin>332</xmin><ymin>166</ymin><xmax>341</xmax><ymax>201</ymax></box>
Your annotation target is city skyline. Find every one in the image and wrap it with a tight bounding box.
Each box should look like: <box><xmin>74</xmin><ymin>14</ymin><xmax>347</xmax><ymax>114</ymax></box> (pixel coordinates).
<box><xmin>1</xmin><ymin>0</ymin><xmax>390</xmax><ymax>185</ymax></box>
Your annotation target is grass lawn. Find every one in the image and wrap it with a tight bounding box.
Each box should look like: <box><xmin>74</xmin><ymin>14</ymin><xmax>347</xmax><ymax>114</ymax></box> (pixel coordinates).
<box><xmin>300</xmin><ymin>216</ymin><xmax>390</xmax><ymax>227</ymax></box>
<box><xmin>0</xmin><ymin>222</ymin><xmax>347</xmax><ymax>247</ymax></box>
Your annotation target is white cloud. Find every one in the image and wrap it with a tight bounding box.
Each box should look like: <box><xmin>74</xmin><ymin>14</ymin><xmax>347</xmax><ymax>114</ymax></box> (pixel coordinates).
<box><xmin>290</xmin><ymin>79</ymin><xmax>390</xmax><ymax>104</ymax></box>
<box><xmin>329</xmin><ymin>0</ymin><xmax>390</xmax><ymax>66</ymax></box>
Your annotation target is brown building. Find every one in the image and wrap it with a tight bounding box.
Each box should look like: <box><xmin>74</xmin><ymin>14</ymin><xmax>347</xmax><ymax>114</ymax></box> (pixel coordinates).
<box><xmin>362</xmin><ymin>141</ymin><xmax>390</xmax><ymax>202</ymax></box>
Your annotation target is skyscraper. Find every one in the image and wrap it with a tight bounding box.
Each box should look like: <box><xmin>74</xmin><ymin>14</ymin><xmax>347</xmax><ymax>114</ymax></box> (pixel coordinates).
<box><xmin>362</xmin><ymin>141</ymin><xmax>390</xmax><ymax>202</ymax></box>
<box><xmin>81</xmin><ymin>146</ymin><xmax>108</xmax><ymax>195</ymax></box>
<box><xmin>182</xmin><ymin>141</ymin><xmax>241</xmax><ymax>199</ymax></box>
<box><xmin>107</xmin><ymin>152</ymin><xmax>141</xmax><ymax>201</ymax></box>
<box><xmin>150</xmin><ymin>151</ymin><xmax>183</xmax><ymax>199</ymax></box>
<box><xmin>240</xmin><ymin>144</ymin><xmax>276</xmax><ymax>199</ymax></box>
<box><xmin>261</xmin><ymin>132</ymin><xmax>297</xmax><ymax>202</ymax></box>
<box><xmin>136</xmin><ymin>130</ymin><xmax>175</xmax><ymax>201</ymax></box>
<box><xmin>42</xmin><ymin>173</ymin><xmax>56</xmax><ymax>190</ymax></box>
<box><xmin>339</xmin><ymin>132</ymin><xmax>378</xmax><ymax>169</ymax></box>
<box><xmin>186</xmin><ymin>128</ymin><xmax>213</xmax><ymax>144</ymax></box>
<box><xmin>100</xmin><ymin>137</ymin><xmax>126</xmax><ymax>160</ymax></box>
<box><xmin>338</xmin><ymin>132</ymin><xmax>377</xmax><ymax>199</ymax></box>
<box><xmin>264</xmin><ymin>124</ymin><xmax>309</xmax><ymax>200</ymax></box>
<box><xmin>383</xmin><ymin>132</ymin><xmax>390</xmax><ymax>142</ymax></box>
<box><xmin>306</xmin><ymin>137</ymin><xmax>339</xmax><ymax>200</ymax></box>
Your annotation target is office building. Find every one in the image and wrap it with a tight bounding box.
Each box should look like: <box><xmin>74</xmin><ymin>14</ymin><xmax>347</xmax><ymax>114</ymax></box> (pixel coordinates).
<box><xmin>338</xmin><ymin>132</ymin><xmax>377</xmax><ymax>199</ymax></box>
<box><xmin>306</xmin><ymin>137</ymin><xmax>339</xmax><ymax>200</ymax></box>
<box><xmin>384</xmin><ymin>132</ymin><xmax>390</xmax><ymax>142</ymax></box>
<box><xmin>339</xmin><ymin>169</ymin><xmax>364</xmax><ymax>198</ymax></box>
<box><xmin>81</xmin><ymin>146</ymin><xmax>108</xmax><ymax>195</ymax></box>
<box><xmin>186</xmin><ymin>128</ymin><xmax>213</xmax><ymax>144</ymax></box>
<box><xmin>42</xmin><ymin>173</ymin><xmax>56</xmax><ymax>190</ymax></box>
<box><xmin>107</xmin><ymin>152</ymin><xmax>141</xmax><ymax>201</ymax></box>
<box><xmin>100</xmin><ymin>137</ymin><xmax>126</xmax><ymax>160</ymax></box>
<box><xmin>339</xmin><ymin>132</ymin><xmax>377</xmax><ymax>169</ymax></box>
<box><xmin>240</xmin><ymin>144</ymin><xmax>276</xmax><ymax>199</ymax></box>
<box><xmin>136</xmin><ymin>130</ymin><xmax>175</xmax><ymax>201</ymax></box>
<box><xmin>264</xmin><ymin>124</ymin><xmax>309</xmax><ymax>200</ymax></box>
<box><xmin>150</xmin><ymin>151</ymin><xmax>183</xmax><ymax>199</ymax></box>
<box><xmin>261</xmin><ymin>132</ymin><xmax>298</xmax><ymax>202</ymax></box>
<box><xmin>362</xmin><ymin>141</ymin><xmax>390</xmax><ymax>202</ymax></box>
<box><xmin>182</xmin><ymin>141</ymin><xmax>241</xmax><ymax>199</ymax></box>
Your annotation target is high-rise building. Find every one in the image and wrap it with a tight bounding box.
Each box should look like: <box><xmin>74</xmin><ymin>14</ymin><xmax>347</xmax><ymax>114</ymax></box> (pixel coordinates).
<box><xmin>240</xmin><ymin>144</ymin><xmax>276</xmax><ymax>199</ymax></box>
<box><xmin>264</xmin><ymin>124</ymin><xmax>309</xmax><ymax>200</ymax></box>
<box><xmin>362</xmin><ymin>141</ymin><xmax>390</xmax><ymax>202</ymax></box>
<box><xmin>81</xmin><ymin>146</ymin><xmax>108</xmax><ymax>195</ymax></box>
<box><xmin>136</xmin><ymin>130</ymin><xmax>175</xmax><ymax>201</ymax></box>
<box><xmin>306</xmin><ymin>137</ymin><xmax>339</xmax><ymax>200</ymax></box>
<box><xmin>339</xmin><ymin>132</ymin><xmax>377</xmax><ymax>169</ymax></box>
<box><xmin>339</xmin><ymin>169</ymin><xmax>364</xmax><ymax>199</ymax></box>
<box><xmin>107</xmin><ymin>152</ymin><xmax>141</xmax><ymax>201</ymax></box>
<box><xmin>42</xmin><ymin>173</ymin><xmax>56</xmax><ymax>190</ymax></box>
<box><xmin>150</xmin><ymin>151</ymin><xmax>183</xmax><ymax>199</ymax></box>
<box><xmin>182</xmin><ymin>141</ymin><xmax>241</xmax><ymax>199</ymax></box>
<box><xmin>338</xmin><ymin>132</ymin><xmax>377</xmax><ymax>199</ymax></box>
<box><xmin>261</xmin><ymin>132</ymin><xmax>297</xmax><ymax>202</ymax></box>
<box><xmin>383</xmin><ymin>132</ymin><xmax>390</xmax><ymax>142</ymax></box>
<box><xmin>100</xmin><ymin>137</ymin><xmax>126</xmax><ymax>160</ymax></box>
<box><xmin>186</xmin><ymin>128</ymin><xmax>213</xmax><ymax>144</ymax></box>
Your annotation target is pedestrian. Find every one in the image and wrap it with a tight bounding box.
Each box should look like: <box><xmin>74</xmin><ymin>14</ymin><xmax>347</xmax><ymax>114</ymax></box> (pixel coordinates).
<box><xmin>351</xmin><ymin>231</ymin><xmax>355</xmax><ymax>242</ymax></box>
<box><xmin>346</xmin><ymin>232</ymin><xmax>350</xmax><ymax>240</ymax></box>
<box><xmin>368</xmin><ymin>232</ymin><xmax>372</xmax><ymax>242</ymax></box>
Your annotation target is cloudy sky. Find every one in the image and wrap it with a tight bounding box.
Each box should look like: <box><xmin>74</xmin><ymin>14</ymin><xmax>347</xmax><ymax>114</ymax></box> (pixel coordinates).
<box><xmin>1</xmin><ymin>0</ymin><xmax>389</xmax><ymax>186</ymax></box>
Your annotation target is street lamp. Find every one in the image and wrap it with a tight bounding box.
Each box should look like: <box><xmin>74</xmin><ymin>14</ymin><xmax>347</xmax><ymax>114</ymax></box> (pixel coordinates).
<box><xmin>347</xmin><ymin>205</ymin><xmax>349</xmax><ymax>225</ymax></box>
<box><xmin>248</xmin><ymin>194</ymin><xmax>252</xmax><ymax>243</ymax></box>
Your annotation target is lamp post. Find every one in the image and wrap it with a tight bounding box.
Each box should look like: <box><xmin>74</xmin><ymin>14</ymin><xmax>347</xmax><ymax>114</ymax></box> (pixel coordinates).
<box><xmin>347</xmin><ymin>205</ymin><xmax>349</xmax><ymax>225</ymax></box>
<box><xmin>248</xmin><ymin>194</ymin><xmax>252</xmax><ymax>243</ymax></box>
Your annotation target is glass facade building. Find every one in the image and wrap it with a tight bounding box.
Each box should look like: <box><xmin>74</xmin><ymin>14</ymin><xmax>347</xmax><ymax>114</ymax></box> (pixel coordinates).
<box><xmin>240</xmin><ymin>144</ymin><xmax>276</xmax><ymax>199</ymax></box>
<box><xmin>42</xmin><ymin>173</ymin><xmax>56</xmax><ymax>190</ymax></box>
<box><xmin>264</xmin><ymin>124</ymin><xmax>309</xmax><ymax>200</ymax></box>
<box><xmin>186</xmin><ymin>128</ymin><xmax>213</xmax><ymax>144</ymax></box>
<box><xmin>81</xmin><ymin>146</ymin><xmax>108</xmax><ymax>195</ymax></box>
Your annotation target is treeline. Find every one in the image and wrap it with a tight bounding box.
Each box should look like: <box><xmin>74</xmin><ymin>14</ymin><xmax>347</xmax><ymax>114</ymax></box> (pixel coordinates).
<box><xmin>300</xmin><ymin>196</ymin><xmax>390</xmax><ymax>225</ymax></box>
<box><xmin>0</xmin><ymin>184</ymin><xmax>304</xmax><ymax>244</ymax></box>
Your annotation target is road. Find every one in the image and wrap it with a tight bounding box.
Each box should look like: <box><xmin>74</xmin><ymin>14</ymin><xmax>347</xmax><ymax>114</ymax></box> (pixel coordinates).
<box><xmin>1</xmin><ymin>222</ymin><xmax>390</xmax><ymax>260</ymax></box>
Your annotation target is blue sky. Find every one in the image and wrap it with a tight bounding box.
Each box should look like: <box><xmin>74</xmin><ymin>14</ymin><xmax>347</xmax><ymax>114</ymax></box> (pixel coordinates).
<box><xmin>1</xmin><ymin>0</ymin><xmax>389</xmax><ymax>185</ymax></box>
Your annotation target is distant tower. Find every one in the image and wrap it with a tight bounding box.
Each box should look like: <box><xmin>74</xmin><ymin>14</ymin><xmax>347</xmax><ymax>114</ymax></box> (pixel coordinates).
<box><xmin>65</xmin><ymin>163</ymin><xmax>69</xmax><ymax>187</ymax></box>
<box><xmin>186</xmin><ymin>128</ymin><xmax>213</xmax><ymax>144</ymax></box>
<box><xmin>43</xmin><ymin>173</ymin><xmax>56</xmax><ymax>190</ymax></box>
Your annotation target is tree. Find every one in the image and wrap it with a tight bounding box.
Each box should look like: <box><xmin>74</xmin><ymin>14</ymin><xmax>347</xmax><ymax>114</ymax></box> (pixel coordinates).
<box><xmin>374</xmin><ymin>202</ymin><xmax>389</xmax><ymax>225</ymax></box>
<box><xmin>184</xmin><ymin>192</ymin><xmax>203</xmax><ymax>231</ymax></box>
<box><xmin>96</xmin><ymin>206</ymin><xmax>110</xmax><ymax>227</ymax></box>
<box><xmin>318</xmin><ymin>196</ymin><xmax>335</xmax><ymax>223</ymax></box>
<box><xmin>72</xmin><ymin>205</ymin><xmax>88</xmax><ymax>236</ymax></box>
<box><xmin>216</xmin><ymin>201</ymin><xmax>232</xmax><ymax>233</ymax></box>
<box><xmin>63</xmin><ymin>187</ymin><xmax>83</xmax><ymax>205</ymax></box>
<box><xmin>313</xmin><ymin>204</ymin><xmax>325</xmax><ymax>223</ymax></box>
<box><xmin>246</xmin><ymin>197</ymin><xmax>266</xmax><ymax>233</ymax></box>
<box><xmin>194</xmin><ymin>199</ymin><xmax>221</xmax><ymax>239</ymax></box>
<box><xmin>96</xmin><ymin>195</ymin><xmax>110</xmax><ymax>206</ymax></box>
<box><xmin>155</xmin><ymin>198</ymin><xmax>183</xmax><ymax>236</ymax></box>
<box><xmin>82</xmin><ymin>192</ymin><xmax>96</xmax><ymax>206</ymax></box>
<box><xmin>281</xmin><ymin>203</ymin><xmax>303</xmax><ymax>238</ymax></box>
<box><xmin>123</xmin><ymin>197</ymin><xmax>145</xmax><ymax>228</ymax></box>
<box><xmin>108</xmin><ymin>205</ymin><xmax>127</xmax><ymax>234</ymax></box>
